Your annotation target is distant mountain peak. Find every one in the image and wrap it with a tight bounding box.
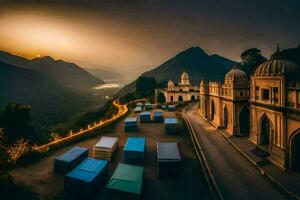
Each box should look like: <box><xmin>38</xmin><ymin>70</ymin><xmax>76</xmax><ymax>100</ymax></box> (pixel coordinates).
<box><xmin>176</xmin><ymin>46</ymin><xmax>207</xmax><ymax>59</ymax></box>
<box><xmin>38</xmin><ymin>56</ymin><xmax>55</xmax><ymax>62</ymax></box>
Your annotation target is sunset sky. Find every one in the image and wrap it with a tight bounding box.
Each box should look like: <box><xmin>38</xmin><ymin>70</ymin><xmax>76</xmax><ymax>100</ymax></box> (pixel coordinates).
<box><xmin>0</xmin><ymin>0</ymin><xmax>299</xmax><ymax>76</ymax></box>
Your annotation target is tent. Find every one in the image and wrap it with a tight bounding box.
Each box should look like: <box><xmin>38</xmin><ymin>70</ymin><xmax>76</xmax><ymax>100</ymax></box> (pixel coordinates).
<box><xmin>139</xmin><ymin>111</ymin><xmax>151</xmax><ymax>122</ymax></box>
<box><xmin>168</xmin><ymin>105</ymin><xmax>175</xmax><ymax>111</ymax></box>
<box><xmin>64</xmin><ymin>158</ymin><xmax>108</xmax><ymax>198</ymax></box>
<box><xmin>54</xmin><ymin>146</ymin><xmax>88</xmax><ymax>174</ymax></box>
<box><xmin>164</xmin><ymin>118</ymin><xmax>179</xmax><ymax>134</ymax></box>
<box><xmin>107</xmin><ymin>163</ymin><xmax>144</xmax><ymax>196</ymax></box>
<box><xmin>137</xmin><ymin>102</ymin><xmax>144</xmax><ymax>108</ymax></box>
<box><xmin>93</xmin><ymin>137</ymin><xmax>118</xmax><ymax>161</ymax></box>
<box><xmin>153</xmin><ymin>111</ymin><xmax>164</xmax><ymax>122</ymax></box>
<box><xmin>145</xmin><ymin>102</ymin><xmax>152</xmax><ymax>110</ymax></box>
<box><xmin>124</xmin><ymin>117</ymin><xmax>138</xmax><ymax>132</ymax></box>
<box><xmin>134</xmin><ymin>106</ymin><xmax>142</xmax><ymax>113</ymax></box>
<box><xmin>157</xmin><ymin>142</ymin><xmax>181</xmax><ymax>178</ymax></box>
<box><xmin>123</xmin><ymin>137</ymin><xmax>146</xmax><ymax>165</ymax></box>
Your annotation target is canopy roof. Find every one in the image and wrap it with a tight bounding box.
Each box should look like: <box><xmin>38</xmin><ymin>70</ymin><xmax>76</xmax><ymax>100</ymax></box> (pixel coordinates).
<box><xmin>107</xmin><ymin>163</ymin><xmax>144</xmax><ymax>195</ymax></box>
<box><xmin>65</xmin><ymin>158</ymin><xmax>108</xmax><ymax>183</ymax></box>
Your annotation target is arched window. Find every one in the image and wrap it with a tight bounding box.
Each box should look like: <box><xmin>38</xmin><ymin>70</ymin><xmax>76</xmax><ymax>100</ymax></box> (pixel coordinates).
<box><xmin>260</xmin><ymin>115</ymin><xmax>271</xmax><ymax>145</ymax></box>
<box><xmin>211</xmin><ymin>100</ymin><xmax>215</xmax><ymax>120</ymax></box>
<box><xmin>291</xmin><ymin>130</ymin><xmax>300</xmax><ymax>171</ymax></box>
<box><xmin>224</xmin><ymin>106</ymin><xmax>228</xmax><ymax>129</ymax></box>
<box><xmin>178</xmin><ymin>96</ymin><xmax>183</xmax><ymax>102</ymax></box>
<box><xmin>239</xmin><ymin>107</ymin><xmax>249</xmax><ymax>135</ymax></box>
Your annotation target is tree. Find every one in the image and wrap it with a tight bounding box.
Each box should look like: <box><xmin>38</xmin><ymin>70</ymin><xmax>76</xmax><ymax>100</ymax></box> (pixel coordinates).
<box><xmin>156</xmin><ymin>92</ymin><xmax>166</xmax><ymax>103</ymax></box>
<box><xmin>0</xmin><ymin>104</ymin><xmax>36</xmax><ymax>144</ymax></box>
<box><xmin>240</xmin><ymin>48</ymin><xmax>267</xmax><ymax>75</ymax></box>
<box><xmin>135</xmin><ymin>76</ymin><xmax>158</xmax><ymax>98</ymax></box>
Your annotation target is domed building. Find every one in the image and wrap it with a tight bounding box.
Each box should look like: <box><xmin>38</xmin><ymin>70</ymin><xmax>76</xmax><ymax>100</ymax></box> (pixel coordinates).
<box><xmin>156</xmin><ymin>72</ymin><xmax>199</xmax><ymax>103</ymax></box>
<box><xmin>199</xmin><ymin>64</ymin><xmax>250</xmax><ymax>136</ymax></box>
<box><xmin>199</xmin><ymin>45</ymin><xmax>300</xmax><ymax>171</ymax></box>
<box><xmin>249</xmin><ymin>46</ymin><xmax>300</xmax><ymax>170</ymax></box>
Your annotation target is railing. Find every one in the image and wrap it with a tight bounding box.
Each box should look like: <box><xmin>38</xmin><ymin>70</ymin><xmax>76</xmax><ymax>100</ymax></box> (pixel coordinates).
<box><xmin>33</xmin><ymin>99</ymin><xmax>129</xmax><ymax>152</ymax></box>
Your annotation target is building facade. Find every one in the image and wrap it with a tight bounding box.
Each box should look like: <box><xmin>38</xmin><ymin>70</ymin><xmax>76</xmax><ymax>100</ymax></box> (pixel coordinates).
<box><xmin>156</xmin><ymin>72</ymin><xmax>199</xmax><ymax>103</ymax></box>
<box><xmin>199</xmin><ymin>48</ymin><xmax>300</xmax><ymax>171</ymax></box>
<box><xmin>199</xmin><ymin>65</ymin><xmax>250</xmax><ymax>136</ymax></box>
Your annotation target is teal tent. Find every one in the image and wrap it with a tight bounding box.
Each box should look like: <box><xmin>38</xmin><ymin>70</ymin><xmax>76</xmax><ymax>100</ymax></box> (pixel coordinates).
<box><xmin>107</xmin><ymin>163</ymin><xmax>144</xmax><ymax>195</ymax></box>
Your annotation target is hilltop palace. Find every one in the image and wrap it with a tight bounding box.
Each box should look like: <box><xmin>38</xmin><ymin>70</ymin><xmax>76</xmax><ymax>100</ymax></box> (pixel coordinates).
<box><xmin>156</xmin><ymin>47</ymin><xmax>300</xmax><ymax>171</ymax></box>
<box><xmin>156</xmin><ymin>72</ymin><xmax>200</xmax><ymax>103</ymax></box>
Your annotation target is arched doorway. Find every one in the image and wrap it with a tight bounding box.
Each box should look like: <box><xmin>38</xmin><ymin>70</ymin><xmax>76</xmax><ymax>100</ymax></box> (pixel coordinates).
<box><xmin>261</xmin><ymin>115</ymin><xmax>271</xmax><ymax>145</ymax></box>
<box><xmin>291</xmin><ymin>131</ymin><xmax>300</xmax><ymax>171</ymax></box>
<box><xmin>170</xmin><ymin>96</ymin><xmax>173</xmax><ymax>102</ymax></box>
<box><xmin>223</xmin><ymin>106</ymin><xmax>228</xmax><ymax>129</ymax></box>
<box><xmin>191</xmin><ymin>95</ymin><xmax>195</xmax><ymax>101</ymax></box>
<box><xmin>211</xmin><ymin>100</ymin><xmax>215</xmax><ymax>120</ymax></box>
<box><xmin>178</xmin><ymin>96</ymin><xmax>183</xmax><ymax>102</ymax></box>
<box><xmin>239</xmin><ymin>107</ymin><xmax>249</xmax><ymax>135</ymax></box>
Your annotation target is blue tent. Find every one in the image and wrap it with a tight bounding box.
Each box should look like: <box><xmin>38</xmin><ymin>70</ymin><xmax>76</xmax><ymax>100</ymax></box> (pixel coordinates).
<box><xmin>164</xmin><ymin>118</ymin><xmax>179</xmax><ymax>134</ymax></box>
<box><xmin>145</xmin><ymin>102</ymin><xmax>152</xmax><ymax>110</ymax></box>
<box><xmin>64</xmin><ymin>158</ymin><xmax>108</xmax><ymax>198</ymax></box>
<box><xmin>139</xmin><ymin>111</ymin><xmax>151</xmax><ymax>122</ymax></box>
<box><xmin>123</xmin><ymin>137</ymin><xmax>146</xmax><ymax>165</ymax></box>
<box><xmin>124</xmin><ymin>117</ymin><xmax>138</xmax><ymax>132</ymax></box>
<box><xmin>54</xmin><ymin>146</ymin><xmax>88</xmax><ymax>174</ymax></box>
<box><xmin>154</xmin><ymin>111</ymin><xmax>164</xmax><ymax>122</ymax></box>
<box><xmin>168</xmin><ymin>105</ymin><xmax>175</xmax><ymax>111</ymax></box>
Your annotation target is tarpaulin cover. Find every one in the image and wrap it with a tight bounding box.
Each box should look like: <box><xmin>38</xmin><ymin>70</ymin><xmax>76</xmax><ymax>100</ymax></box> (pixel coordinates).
<box><xmin>157</xmin><ymin>143</ymin><xmax>181</xmax><ymax>178</ymax></box>
<box><xmin>157</xmin><ymin>142</ymin><xmax>181</xmax><ymax>161</ymax></box>
<box><xmin>164</xmin><ymin>118</ymin><xmax>178</xmax><ymax>125</ymax></box>
<box><xmin>107</xmin><ymin>163</ymin><xmax>144</xmax><ymax>195</ymax></box>
<box><xmin>137</xmin><ymin>102</ymin><xmax>144</xmax><ymax>106</ymax></box>
<box><xmin>154</xmin><ymin>111</ymin><xmax>164</xmax><ymax>122</ymax></box>
<box><xmin>139</xmin><ymin>111</ymin><xmax>151</xmax><ymax>122</ymax></box>
<box><xmin>124</xmin><ymin>137</ymin><xmax>145</xmax><ymax>153</ymax></box>
<box><xmin>134</xmin><ymin>106</ymin><xmax>142</xmax><ymax>112</ymax></box>
<box><xmin>145</xmin><ymin>102</ymin><xmax>152</xmax><ymax>110</ymax></box>
<box><xmin>161</xmin><ymin>105</ymin><xmax>167</xmax><ymax>110</ymax></box>
<box><xmin>125</xmin><ymin>117</ymin><xmax>138</xmax><ymax>123</ymax></box>
<box><xmin>95</xmin><ymin>137</ymin><xmax>118</xmax><ymax>149</ymax></box>
<box><xmin>54</xmin><ymin>146</ymin><xmax>88</xmax><ymax>174</ymax></box>
<box><xmin>65</xmin><ymin>158</ymin><xmax>108</xmax><ymax>183</ymax></box>
<box><xmin>139</xmin><ymin>111</ymin><xmax>150</xmax><ymax>116</ymax></box>
<box><xmin>154</xmin><ymin>111</ymin><xmax>163</xmax><ymax>117</ymax></box>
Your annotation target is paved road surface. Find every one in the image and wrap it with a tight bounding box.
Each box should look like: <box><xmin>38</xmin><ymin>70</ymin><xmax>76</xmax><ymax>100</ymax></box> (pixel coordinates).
<box><xmin>185</xmin><ymin>105</ymin><xmax>289</xmax><ymax>200</ymax></box>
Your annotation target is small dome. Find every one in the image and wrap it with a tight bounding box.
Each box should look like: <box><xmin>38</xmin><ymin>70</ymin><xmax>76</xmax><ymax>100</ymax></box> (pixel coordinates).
<box><xmin>254</xmin><ymin>58</ymin><xmax>300</xmax><ymax>77</ymax></box>
<box><xmin>180</xmin><ymin>72</ymin><xmax>190</xmax><ymax>85</ymax></box>
<box><xmin>181</xmin><ymin>72</ymin><xmax>189</xmax><ymax>80</ymax></box>
<box><xmin>225</xmin><ymin>65</ymin><xmax>247</xmax><ymax>79</ymax></box>
<box><xmin>168</xmin><ymin>80</ymin><xmax>174</xmax><ymax>87</ymax></box>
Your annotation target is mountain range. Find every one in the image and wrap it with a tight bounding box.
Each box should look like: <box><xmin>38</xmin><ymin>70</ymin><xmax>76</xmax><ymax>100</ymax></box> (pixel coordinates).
<box><xmin>0</xmin><ymin>51</ymin><xmax>104</xmax><ymax>91</ymax></box>
<box><xmin>0</xmin><ymin>51</ymin><xmax>110</xmax><ymax>133</ymax></box>
<box><xmin>117</xmin><ymin>47</ymin><xmax>234</xmax><ymax>96</ymax></box>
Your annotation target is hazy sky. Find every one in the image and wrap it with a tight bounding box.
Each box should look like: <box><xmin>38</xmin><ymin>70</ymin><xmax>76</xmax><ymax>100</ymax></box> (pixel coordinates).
<box><xmin>0</xmin><ymin>0</ymin><xmax>299</xmax><ymax>77</ymax></box>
